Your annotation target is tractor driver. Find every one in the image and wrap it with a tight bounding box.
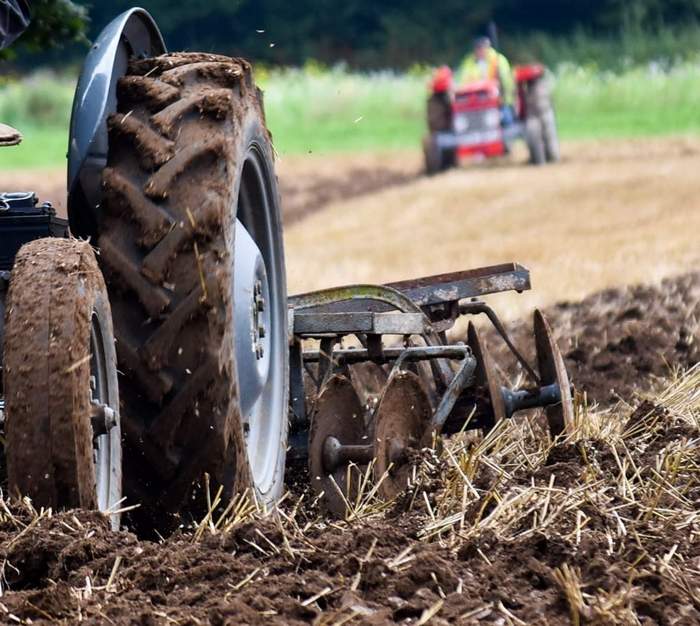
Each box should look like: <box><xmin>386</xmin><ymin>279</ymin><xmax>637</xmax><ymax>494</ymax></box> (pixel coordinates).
<box><xmin>458</xmin><ymin>36</ymin><xmax>515</xmax><ymax>126</ymax></box>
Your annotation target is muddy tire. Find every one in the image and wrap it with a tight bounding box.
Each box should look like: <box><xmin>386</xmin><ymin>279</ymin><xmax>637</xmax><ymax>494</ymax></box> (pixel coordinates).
<box><xmin>525</xmin><ymin>117</ymin><xmax>546</xmax><ymax>165</ymax></box>
<box><xmin>4</xmin><ymin>239</ymin><xmax>122</xmax><ymax>528</ymax></box>
<box><xmin>98</xmin><ymin>53</ymin><xmax>288</xmax><ymax>528</ymax></box>
<box><xmin>427</xmin><ymin>93</ymin><xmax>452</xmax><ymax>132</ymax></box>
<box><xmin>541</xmin><ymin>109</ymin><xmax>560</xmax><ymax>163</ymax></box>
<box><xmin>524</xmin><ymin>75</ymin><xmax>559</xmax><ymax>165</ymax></box>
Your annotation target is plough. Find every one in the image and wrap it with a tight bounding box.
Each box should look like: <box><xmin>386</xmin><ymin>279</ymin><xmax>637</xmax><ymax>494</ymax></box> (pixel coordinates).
<box><xmin>288</xmin><ymin>264</ymin><xmax>573</xmax><ymax>514</ymax></box>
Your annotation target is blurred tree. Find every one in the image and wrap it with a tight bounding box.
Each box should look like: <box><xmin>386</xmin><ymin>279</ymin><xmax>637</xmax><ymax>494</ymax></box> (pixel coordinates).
<box><xmin>0</xmin><ymin>0</ymin><xmax>88</xmax><ymax>60</ymax></box>
<box><xmin>14</xmin><ymin>0</ymin><xmax>700</xmax><ymax>68</ymax></box>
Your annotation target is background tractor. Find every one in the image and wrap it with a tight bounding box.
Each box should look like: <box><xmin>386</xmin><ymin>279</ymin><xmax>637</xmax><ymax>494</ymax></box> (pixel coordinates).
<box><xmin>0</xmin><ymin>6</ymin><xmax>575</xmax><ymax>531</ymax></box>
<box><xmin>424</xmin><ymin>63</ymin><xmax>560</xmax><ymax>173</ymax></box>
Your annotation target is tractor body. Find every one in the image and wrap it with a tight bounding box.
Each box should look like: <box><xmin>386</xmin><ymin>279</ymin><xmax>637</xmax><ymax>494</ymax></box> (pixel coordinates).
<box><xmin>0</xmin><ymin>193</ymin><xmax>67</xmax><ymax>272</ymax></box>
<box><xmin>424</xmin><ymin>63</ymin><xmax>560</xmax><ymax>173</ymax></box>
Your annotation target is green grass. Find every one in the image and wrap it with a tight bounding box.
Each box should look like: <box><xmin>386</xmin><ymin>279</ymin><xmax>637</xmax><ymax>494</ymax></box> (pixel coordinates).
<box><xmin>0</xmin><ymin>126</ymin><xmax>68</xmax><ymax>168</ymax></box>
<box><xmin>259</xmin><ymin>67</ymin><xmax>425</xmax><ymax>155</ymax></box>
<box><xmin>554</xmin><ymin>63</ymin><xmax>700</xmax><ymax>138</ymax></box>
<box><xmin>1</xmin><ymin>61</ymin><xmax>700</xmax><ymax>169</ymax></box>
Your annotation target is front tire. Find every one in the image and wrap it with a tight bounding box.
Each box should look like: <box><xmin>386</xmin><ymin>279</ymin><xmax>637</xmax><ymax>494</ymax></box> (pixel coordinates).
<box><xmin>98</xmin><ymin>53</ymin><xmax>289</xmax><ymax>529</ymax></box>
<box><xmin>4</xmin><ymin>239</ymin><xmax>122</xmax><ymax>529</ymax></box>
<box><xmin>423</xmin><ymin>134</ymin><xmax>456</xmax><ymax>175</ymax></box>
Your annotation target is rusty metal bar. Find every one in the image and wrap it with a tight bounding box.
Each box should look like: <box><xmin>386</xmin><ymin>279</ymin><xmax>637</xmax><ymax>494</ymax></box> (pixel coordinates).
<box><xmin>289</xmin><ymin>283</ymin><xmax>453</xmax><ymax>389</ymax></box>
<box><xmin>387</xmin><ymin>263</ymin><xmax>530</xmax><ymax>307</ymax></box>
<box><xmin>430</xmin><ymin>353</ymin><xmax>477</xmax><ymax>432</ymax></box>
<box><xmin>294</xmin><ymin>311</ymin><xmax>426</xmax><ymax>337</ymax></box>
<box><xmin>302</xmin><ymin>344</ymin><xmax>469</xmax><ymax>365</ymax></box>
<box><xmin>288</xmin><ymin>263</ymin><xmax>531</xmax><ymax>315</ymax></box>
<box><xmin>459</xmin><ymin>300</ymin><xmax>540</xmax><ymax>384</ymax></box>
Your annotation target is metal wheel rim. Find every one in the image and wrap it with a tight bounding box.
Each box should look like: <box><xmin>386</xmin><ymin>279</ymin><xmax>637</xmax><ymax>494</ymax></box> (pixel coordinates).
<box><xmin>234</xmin><ymin>143</ymin><xmax>287</xmax><ymax>496</ymax></box>
<box><xmin>89</xmin><ymin>312</ymin><xmax>115</xmax><ymax>512</ymax></box>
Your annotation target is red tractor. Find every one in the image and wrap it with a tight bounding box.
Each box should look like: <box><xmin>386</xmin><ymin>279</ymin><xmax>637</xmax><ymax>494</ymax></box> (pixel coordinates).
<box><xmin>423</xmin><ymin>64</ymin><xmax>560</xmax><ymax>174</ymax></box>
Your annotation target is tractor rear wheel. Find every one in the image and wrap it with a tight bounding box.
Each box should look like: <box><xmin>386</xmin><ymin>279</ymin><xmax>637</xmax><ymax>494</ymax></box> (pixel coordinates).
<box><xmin>524</xmin><ymin>75</ymin><xmax>560</xmax><ymax>165</ymax></box>
<box><xmin>525</xmin><ymin>117</ymin><xmax>546</xmax><ymax>165</ymax></box>
<box><xmin>98</xmin><ymin>53</ymin><xmax>288</xmax><ymax>529</ymax></box>
<box><xmin>4</xmin><ymin>239</ymin><xmax>122</xmax><ymax>528</ymax></box>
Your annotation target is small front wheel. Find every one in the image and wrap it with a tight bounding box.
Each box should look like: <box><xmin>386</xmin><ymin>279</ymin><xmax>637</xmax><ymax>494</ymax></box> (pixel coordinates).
<box><xmin>4</xmin><ymin>238</ymin><xmax>122</xmax><ymax>529</ymax></box>
<box><xmin>423</xmin><ymin>134</ymin><xmax>456</xmax><ymax>175</ymax></box>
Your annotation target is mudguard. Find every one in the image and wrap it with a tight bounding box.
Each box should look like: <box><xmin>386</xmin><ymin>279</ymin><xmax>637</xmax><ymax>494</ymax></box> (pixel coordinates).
<box><xmin>67</xmin><ymin>8</ymin><xmax>166</xmax><ymax>239</ymax></box>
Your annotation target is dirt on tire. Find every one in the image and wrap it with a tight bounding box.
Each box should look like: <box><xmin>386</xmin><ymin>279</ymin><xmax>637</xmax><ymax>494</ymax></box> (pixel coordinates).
<box><xmin>4</xmin><ymin>238</ymin><xmax>110</xmax><ymax>511</ymax></box>
<box><xmin>98</xmin><ymin>52</ymin><xmax>271</xmax><ymax>529</ymax></box>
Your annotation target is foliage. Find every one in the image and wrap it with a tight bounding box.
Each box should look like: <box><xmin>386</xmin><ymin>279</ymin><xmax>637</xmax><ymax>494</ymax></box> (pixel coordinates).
<box><xmin>2</xmin><ymin>60</ymin><xmax>700</xmax><ymax>169</ymax></box>
<box><xmin>76</xmin><ymin>0</ymin><xmax>700</xmax><ymax>70</ymax></box>
<box><xmin>0</xmin><ymin>0</ymin><xmax>88</xmax><ymax>60</ymax></box>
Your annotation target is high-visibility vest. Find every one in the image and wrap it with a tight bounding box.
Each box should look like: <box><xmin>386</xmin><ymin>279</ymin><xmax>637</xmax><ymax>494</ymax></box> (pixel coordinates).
<box><xmin>458</xmin><ymin>49</ymin><xmax>515</xmax><ymax>106</ymax></box>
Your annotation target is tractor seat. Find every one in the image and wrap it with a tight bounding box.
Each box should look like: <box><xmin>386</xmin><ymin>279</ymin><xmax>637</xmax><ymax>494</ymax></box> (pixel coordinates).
<box><xmin>0</xmin><ymin>123</ymin><xmax>22</xmax><ymax>146</ymax></box>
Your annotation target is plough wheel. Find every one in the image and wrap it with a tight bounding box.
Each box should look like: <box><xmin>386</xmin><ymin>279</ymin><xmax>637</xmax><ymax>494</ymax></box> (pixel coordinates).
<box><xmin>4</xmin><ymin>239</ymin><xmax>122</xmax><ymax>528</ymax></box>
<box><xmin>309</xmin><ymin>375</ymin><xmax>367</xmax><ymax>516</ymax></box>
<box><xmin>534</xmin><ymin>310</ymin><xmax>575</xmax><ymax>437</ymax></box>
<box><xmin>467</xmin><ymin>323</ymin><xmax>506</xmax><ymax>431</ymax></box>
<box><xmin>374</xmin><ymin>371</ymin><xmax>433</xmax><ymax>500</ymax></box>
<box><xmin>348</xmin><ymin>361</ymin><xmax>388</xmax><ymax>421</ymax></box>
<box><xmin>98</xmin><ymin>53</ymin><xmax>288</xmax><ymax>526</ymax></box>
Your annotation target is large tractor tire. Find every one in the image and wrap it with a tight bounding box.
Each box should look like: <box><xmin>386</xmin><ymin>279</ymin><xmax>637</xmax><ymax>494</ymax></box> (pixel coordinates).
<box><xmin>525</xmin><ymin>117</ymin><xmax>546</xmax><ymax>165</ymax></box>
<box><xmin>540</xmin><ymin>108</ymin><xmax>560</xmax><ymax>163</ymax></box>
<box><xmin>98</xmin><ymin>53</ymin><xmax>288</xmax><ymax>528</ymax></box>
<box><xmin>4</xmin><ymin>239</ymin><xmax>122</xmax><ymax>529</ymax></box>
<box><xmin>524</xmin><ymin>74</ymin><xmax>560</xmax><ymax>165</ymax></box>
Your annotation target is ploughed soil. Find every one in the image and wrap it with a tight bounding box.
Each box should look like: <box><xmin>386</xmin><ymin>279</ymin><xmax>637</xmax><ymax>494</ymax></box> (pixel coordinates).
<box><xmin>486</xmin><ymin>271</ymin><xmax>700</xmax><ymax>407</ymax></box>
<box><xmin>0</xmin><ymin>273</ymin><xmax>698</xmax><ymax>624</ymax></box>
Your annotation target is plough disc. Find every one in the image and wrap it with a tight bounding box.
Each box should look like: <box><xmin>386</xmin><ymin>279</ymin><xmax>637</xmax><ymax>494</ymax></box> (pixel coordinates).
<box><xmin>347</xmin><ymin>361</ymin><xmax>388</xmax><ymax>421</ymax></box>
<box><xmin>308</xmin><ymin>375</ymin><xmax>367</xmax><ymax>515</ymax></box>
<box><xmin>534</xmin><ymin>309</ymin><xmax>575</xmax><ymax>437</ymax></box>
<box><xmin>467</xmin><ymin>322</ymin><xmax>506</xmax><ymax>430</ymax></box>
<box><xmin>373</xmin><ymin>371</ymin><xmax>433</xmax><ymax>500</ymax></box>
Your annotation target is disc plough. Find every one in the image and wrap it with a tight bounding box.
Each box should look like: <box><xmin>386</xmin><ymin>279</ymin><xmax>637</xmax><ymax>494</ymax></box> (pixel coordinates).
<box><xmin>288</xmin><ymin>264</ymin><xmax>574</xmax><ymax>515</ymax></box>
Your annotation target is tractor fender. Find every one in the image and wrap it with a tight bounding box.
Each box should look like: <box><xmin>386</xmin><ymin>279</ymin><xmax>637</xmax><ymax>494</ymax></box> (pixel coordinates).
<box><xmin>67</xmin><ymin>8</ymin><xmax>166</xmax><ymax>239</ymax></box>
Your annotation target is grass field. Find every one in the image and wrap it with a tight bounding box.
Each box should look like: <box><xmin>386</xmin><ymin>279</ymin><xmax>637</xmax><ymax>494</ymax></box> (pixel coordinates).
<box><xmin>1</xmin><ymin>61</ymin><xmax>700</xmax><ymax>170</ymax></box>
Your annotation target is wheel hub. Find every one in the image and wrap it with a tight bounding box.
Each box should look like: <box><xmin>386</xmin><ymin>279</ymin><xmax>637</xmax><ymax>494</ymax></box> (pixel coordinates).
<box><xmin>252</xmin><ymin>279</ymin><xmax>266</xmax><ymax>359</ymax></box>
<box><xmin>233</xmin><ymin>219</ymin><xmax>272</xmax><ymax>422</ymax></box>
